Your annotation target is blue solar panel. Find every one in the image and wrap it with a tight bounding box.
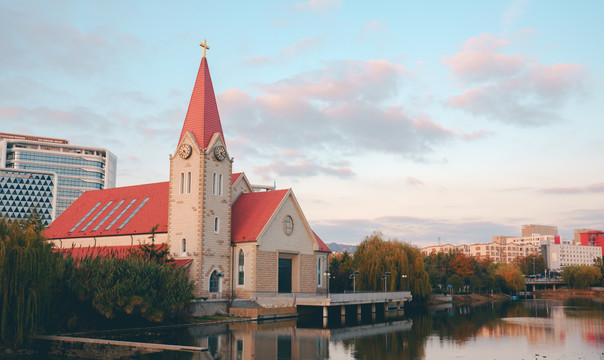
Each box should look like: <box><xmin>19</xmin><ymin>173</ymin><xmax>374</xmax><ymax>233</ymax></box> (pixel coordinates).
<box><xmin>105</xmin><ymin>199</ymin><xmax>137</xmax><ymax>231</ymax></box>
<box><xmin>93</xmin><ymin>200</ymin><xmax>125</xmax><ymax>231</ymax></box>
<box><xmin>69</xmin><ymin>202</ymin><xmax>101</xmax><ymax>233</ymax></box>
<box><xmin>117</xmin><ymin>197</ymin><xmax>150</xmax><ymax>230</ymax></box>
<box><xmin>80</xmin><ymin>201</ymin><xmax>113</xmax><ymax>232</ymax></box>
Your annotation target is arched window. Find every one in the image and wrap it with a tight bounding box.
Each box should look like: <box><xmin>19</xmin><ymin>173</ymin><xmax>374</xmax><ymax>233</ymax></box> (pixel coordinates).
<box><xmin>210</xmin><ymin>270</ymin><xmax>220</xmax><ymax>293</ymax></box>
<box><xmin>218</xmin><ymin>174</ymin><xmax>223</xmax><ymax>196</ymax></box>
<box><xmin>214</xmin><ymin>216</ymin><xmax>219</xmax><ymax>233</ymax></box>
<box><xmin>182</xmin><ymin>238</ymin><xmax>187</xmax><ymax>254</ymax></box>
<box><xmin>212</xmin><ymin>173</ymin><xmax>217</xmax><ymax>195</ymax></box>
<box><xmin>187</xmin><ymin>172</ymin><xmax>191</xmax><ymax>193</ymax></box>
<box><xmin>180</xmin><ymin>173</ymin><xmax>184</xmax><ymax>194</ymax></box>
<box><xmin>238</xmin><ymin>249</ymin><xmax>245</xmax><ymax>286</ymax></box>
<box><xmin>317</xmin><ymin>257</ymin><xmax>322</xmax><ymax>286</ymax></box>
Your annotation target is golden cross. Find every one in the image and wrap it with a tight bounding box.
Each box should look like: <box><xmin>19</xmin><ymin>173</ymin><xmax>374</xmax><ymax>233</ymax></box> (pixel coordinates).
<box><xmin>199</xmin><ymin>39</ymin><xmax>210</xmax><ymax>58</ymax></box>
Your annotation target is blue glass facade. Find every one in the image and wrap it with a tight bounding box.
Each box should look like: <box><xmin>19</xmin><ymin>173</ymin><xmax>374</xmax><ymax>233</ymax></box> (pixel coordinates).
<box><xmin>0</xmin><ymin>133</ymin><xmax>116</xmax><ymax>220</ymax></box>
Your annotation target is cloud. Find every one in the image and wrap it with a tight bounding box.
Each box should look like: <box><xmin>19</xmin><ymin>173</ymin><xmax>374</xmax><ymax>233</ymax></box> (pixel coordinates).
<box><xmin>542</xmin><ymin>183</ymin><xmax>604</xmax><ymax>194</ymax></box>
<box><xmin>363</xmin><ymin>20</ymin><xmax>388</xmax><ymax>33</ymax></box>
<box><xmin>405</xmin><ymin>176</ymin><xmax>424</xmax><ymax>186</ymax></box>
<box><xmin>444</xmin><ymin>33</ymin><xmax>589</xmax><ymax>126</ymax></box>
<box><xmin>0</xmin><ymin>4</ymin><xmax>143</xmax><ymax>77</ymax></box>
<box><xmin>310</xmin><ymin>216</ymin><xmax>518</xmax><ymax>247</ymax></box>
<box><xmin>254</xmin><ymin>157</ymin><xmax>355</xmax><ymax>181</ymax></box>
<box><xmin>293</xmin><ymin>0</ymin><xmax>341</xmax><ymax>12</ymax></box>
<box><xmin>245</xmin><ymin>37</ymin><xmax>323</xmax><ymax>66</ymax></box>
<box><xmin>218</xmin><ymin>58</ymin><xmax>489</xmax><ymax>180</ymax></box>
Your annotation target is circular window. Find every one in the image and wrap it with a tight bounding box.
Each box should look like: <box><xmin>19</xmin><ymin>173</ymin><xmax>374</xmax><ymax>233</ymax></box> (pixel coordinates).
<box><xmin>283</xmin><ymin>215</ymin><xmax>294</xmax><ymax>235</ymax></box>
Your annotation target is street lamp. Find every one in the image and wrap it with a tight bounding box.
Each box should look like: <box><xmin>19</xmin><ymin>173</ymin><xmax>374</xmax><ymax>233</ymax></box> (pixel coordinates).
<box><xmin>401</xmin><ymin>274</ymin><xmax>408</xmax><ymax>291</ymax></box>
<box><xmin>324</xmin><ymin>272</ymin><xmax>331</xmax><ymax>297</ymax></box>
<box><xmin>382</xmin><ymin>272</ymin><xmax>391</xmax><ymax>292</ymax></box>
<box><xmin>349</xmin><ymin>271</ymin><xmax>359</xmax><ymax>293</ymax></box>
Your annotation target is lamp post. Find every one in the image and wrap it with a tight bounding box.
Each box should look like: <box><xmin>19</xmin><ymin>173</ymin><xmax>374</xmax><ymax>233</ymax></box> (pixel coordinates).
<box><xmin>382</xmin><ymin>272</ymin><xmax>391</xmax><ymax>292</ymax></box>
<box><xmin>349</xmin><ymin>271</ymin><xmax>359</xmax><ymax>293</ymax></box>
<box><xmin>324</xmin><ymin>272</ymin><xmax>331</xmax><ymax>297</ymax></box>
<box><xmin>532</xmin><ymin>256</ymin><xmax>536</xmax><ymax>278</ymax></box>
<box><xmin>401</xmin><ymin>274</ymin><xmax>408</xmax><ymax>291</ymax></box>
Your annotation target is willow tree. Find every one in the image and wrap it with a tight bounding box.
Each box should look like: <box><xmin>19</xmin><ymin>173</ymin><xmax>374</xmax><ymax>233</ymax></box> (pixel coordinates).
<box><xmin>0</xmin><ymin>216</ymin><xmax>57</xmax><ymax>348</ymax></box>
<box><xmin>354</xmin><ymin>232</ymin><xmax>431</xmax><ymax>301</ymax></box>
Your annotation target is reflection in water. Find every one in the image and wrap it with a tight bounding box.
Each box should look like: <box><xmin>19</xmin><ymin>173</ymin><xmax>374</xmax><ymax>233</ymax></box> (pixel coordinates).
<box><xmin>120</xmin><ymin>299</ymin><xmax>604</xmax><ymax>359</ymax></box>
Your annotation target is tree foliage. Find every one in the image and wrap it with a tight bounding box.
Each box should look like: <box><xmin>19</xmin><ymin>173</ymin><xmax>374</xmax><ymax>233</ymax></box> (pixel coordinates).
<box><xmin>353</xmin><ymin>232</ymin><xmax>431</xmax><ymax>301</ymax></box>
<box><xmin>488</xmin><ymin>263</ymin><xmax>525</xmax><ymax>293</ymax></box>
<box><xmin>513</xmin><ymin>254</ymin><xmax>546</xmax><ymax>276</ymax></box>
<box><xmin>0</xmin><ymin>216</ymin><xmax>58</xmax><ymax>347</ymax></box>
<box><xmin>561</xmin><ymin>265</ymin><xmax>602</xmax><ymax>289</ymax></box>
<box><xmin>63</xmin><ymin>250</ymin><xmax>194</xmax><ymax>323</ymax></box>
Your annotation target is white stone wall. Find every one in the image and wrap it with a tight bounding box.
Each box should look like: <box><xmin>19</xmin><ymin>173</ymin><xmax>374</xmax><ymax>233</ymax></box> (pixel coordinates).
<box><xmin>257</xmin><ymin>194</ymin><xmax>315</xmax><ymax>255</ymax></box>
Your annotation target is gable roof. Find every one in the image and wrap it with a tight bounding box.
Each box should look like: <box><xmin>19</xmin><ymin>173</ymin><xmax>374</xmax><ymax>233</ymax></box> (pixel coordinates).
<box><xmin>313</xmin><ymin>231</ymin><xmax>331</xmax><ymax>253</ymax></box>
<box><xmin>232</xmin><ymin>172</ymin><xmax>242</xmax><ymax>184</ymax></box>
<box><xmin>231</xmin><ymin>189</ymin><xmax>289</xmax><ymax>243</ymax></box>
<box><xmin>178</xmin><ymin>57</ymin><xmax>224</xmax><ymax>150</ymax></box>
<box><xmin>44</xmin><ymin>182</ymin><xmax>168</xmax><ymax>239</ymax></box>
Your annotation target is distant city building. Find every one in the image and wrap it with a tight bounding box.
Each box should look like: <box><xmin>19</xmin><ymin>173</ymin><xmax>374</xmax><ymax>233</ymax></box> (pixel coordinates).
<box><xmin>421</xmin><ymin>240</ymin><xmax>540</xmax><ymax>264</ymax></box>
<box><xmin>0</xmin><ymin>168</ymin><xmax>57</xmax><ymax>224</ymax></box>
<box><xmin>577</xmin><ymin>230</ymin><xmax>604</xmax><ymax>256</ymax></box>
<box><xmin>541</xmin><ymin>243</ymin><xmax>601</xmax><ymax>271</ymax></box>
<box><xmin>521</xmin><ymin>224</ymin><xmax>558</xmax><ymax>237</ymax></box>
<box><xmin>0</xmin><ymin>132</ymin><xmax>116</xmax><ymax>220</ymax></box>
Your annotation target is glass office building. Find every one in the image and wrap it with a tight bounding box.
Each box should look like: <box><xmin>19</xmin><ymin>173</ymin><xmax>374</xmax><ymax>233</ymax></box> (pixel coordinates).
<box><xmin>0</xmin><ymin>132</ymin><xmax>116</xmax><ymax>221</ymax></box>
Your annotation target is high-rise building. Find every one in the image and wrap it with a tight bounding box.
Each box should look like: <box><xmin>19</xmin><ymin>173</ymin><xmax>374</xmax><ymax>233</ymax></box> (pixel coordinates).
<box><xmin>521</xmin><ymin>224</ymin><xmax>558</xmax><ymax>237</ymax></box>
<box><xmin>0</xmin><ymin>168</ymin><xmax>57</xmax><ymax>224</ymax></box>
<box><xmin>0</xmin><ymin>132</ymin><xmax>116</xmax><ymax>220</ymax></box>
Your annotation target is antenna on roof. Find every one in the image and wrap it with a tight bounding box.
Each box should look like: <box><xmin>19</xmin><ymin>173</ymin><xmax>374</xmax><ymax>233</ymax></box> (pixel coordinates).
<box><xmin>274</xmin><ymin>180</ymin><xmax>276</xmax><ymax>190</ymax></box>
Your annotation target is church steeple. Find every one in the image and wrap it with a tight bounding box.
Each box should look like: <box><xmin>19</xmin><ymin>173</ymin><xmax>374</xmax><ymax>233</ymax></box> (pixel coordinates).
<box><xmin>178</xmin><ymin>46</ymin><xmax>224</xmax><ymax>150</ymax></box>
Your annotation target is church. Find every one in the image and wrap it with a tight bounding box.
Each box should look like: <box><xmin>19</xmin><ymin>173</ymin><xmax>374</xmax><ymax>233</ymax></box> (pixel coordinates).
<box><xmin>44</xmin><ymin>42</ymin><xmax>331</xmax><ymax>300</ymax></box>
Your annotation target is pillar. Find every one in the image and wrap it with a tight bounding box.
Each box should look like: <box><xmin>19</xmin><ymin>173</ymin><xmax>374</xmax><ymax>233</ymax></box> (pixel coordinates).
<box><xmin>341</xmin><ymin>306</ymin><xmax>346</xmax><ymax>326</ymax></box>
<box><xmin>371</xmin><ymin>303</ymin><xmax>376</xmax><ymax>321</ymax></box>
<box><xmin>553</xmin><ymin>284</ymin><xmax>556</xmax><ymax>290</ymax></box>
<box><xmin>357</xmin><ymin>304</ymin><xmax>361</xmax><ymax>322</ymax></box>
<box><xmin>323</xmin><ymin>306</ymin><xmax>328</xmax><ymax>328</ymax></box>
<box><xmin>396</xmin><ymin>302</ymin><xmax>401</xmax><ymax>311</ymax></box>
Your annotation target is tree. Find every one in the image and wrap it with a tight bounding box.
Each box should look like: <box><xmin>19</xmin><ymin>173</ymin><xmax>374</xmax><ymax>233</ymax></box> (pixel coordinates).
<box><xmin>449</xmin><ymin>253</ymin><xmax>475</xmax><ymax>280</ymax></box>
<box><xmin>447</xmin><ymin>274</ymin><xmax>464</xmax><ymax>294</ymax></box>
<box><xmin>469</xmin><ymin>274</ymin><xmax>484</xmax><ymax>293</ymax></box>
<box><xmin>353</xmin><ymin>232</ymin><xmax>431</xmax><ymax>301</ymax></box>
<box><xmin>0</xmin><ymin>216</ymin><xmax>58</xmax><ymax>348</ymax></box>
<box><xmin>488</xmin><ymin>263</ymin><xmax>525</xmax><ymax>293</ymax></box>
<box><xmin>514</xmin><ymin>254</ymin><xmax>546</xmax><ymax>276</ymax></box>
<box><xmin>562</xmin><ymin>265</ymin><xmax>602</xmax><ymax>289</ymax></box>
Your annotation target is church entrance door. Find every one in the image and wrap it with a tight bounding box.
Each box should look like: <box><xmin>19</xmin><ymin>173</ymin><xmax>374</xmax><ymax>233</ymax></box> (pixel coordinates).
<box><xmin>278</xmin><ymin>258</ymin><xmax>292</xmax><ymax>293</ymax></box>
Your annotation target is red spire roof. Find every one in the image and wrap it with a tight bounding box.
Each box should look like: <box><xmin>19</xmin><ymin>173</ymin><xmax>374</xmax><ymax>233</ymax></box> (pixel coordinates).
<box><xmin>178</xmin><ymin>57</ymin><xmax>224</xmax><ymax>149</ymax></box>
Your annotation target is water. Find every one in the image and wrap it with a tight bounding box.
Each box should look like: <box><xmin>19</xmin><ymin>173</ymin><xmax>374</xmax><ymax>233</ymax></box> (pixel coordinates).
<box><xmin>58</xmin><ymin>299</ymin><xmax>604</xmax><ymax>359</ymax></box>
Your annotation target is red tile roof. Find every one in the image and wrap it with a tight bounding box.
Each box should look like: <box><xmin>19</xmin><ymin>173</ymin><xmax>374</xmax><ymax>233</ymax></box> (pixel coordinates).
<box><xmin>232</xmin><ymin>172</ymin><xmax>242</xmax><ymax>184</ymax></box>
<box><xmin>44</xmin><ymin>182</ymin><xmax>168</xmax><ymax>239</ymax></box>
<box><xmin>231</xmin><ymin>189</ymin><xmax>288</xmax><ymax>243</ymax></box>
<box><xmin>56</xmin><ymin>244</ymin><xmax>192</xmax><ymax>268</ymax></box>
<box><xmin>313</xmin><ymin>231</ymin><xmax>331</xmax><ymax>253</ymax></box>
<box><xmin>178</xmin><ymin>57</ymin><xmax>225</xmax><ymax>149</ymax></box>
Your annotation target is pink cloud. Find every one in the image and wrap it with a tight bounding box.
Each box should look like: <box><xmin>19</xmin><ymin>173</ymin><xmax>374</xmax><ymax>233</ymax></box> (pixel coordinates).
<box><xmin>259</xmin><ymin>60</ymin><xmax>406</xmax><ymax>102</ymax></box>
<box><xmin>443</xmin><ymin>50</ymin><xmax>523</xmax><ymax>83</ymax></box>
<box><xmin>542</xmin><ymin>183</ymin><xmax>604</xmax><ymax>194</ymax></box>
<box><xmin>293</xmin><ymin>0</ymin><xmax>341</xmax><ymax>11</ymax></box>
<box><xmin>444</xmin><ymin>33</ymin><xmax>589</xmax><ymax>125</ymax></box>
<box><xmin>462</xmin><ymin>33</ymin><xmax>510</xmax><ymax>51</ymax></box>
<box><xmin>405</xmin><ymin>176</ymin><xmax>425</xmax><ymax>186</ymax></box>
<box><xmin>254</xmin><ymin>158</ymin><xmax>354</xmax><ymax>181</ymax></box>
<box><xmin>0</xmin><ymin>106</ymin><xmax>22</xmax><ymax>118</ymax></box>
<box><xmin>245</xmin><ymin>37</ymin><xmax>322</xmax><ymax>66</ymax></box>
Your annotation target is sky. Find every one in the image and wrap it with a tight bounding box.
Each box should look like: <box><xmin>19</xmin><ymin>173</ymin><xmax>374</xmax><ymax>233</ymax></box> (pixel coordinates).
<box><xmin>1</xmin><ymin>0</ymin><xmax>603</xmax><ymax>247</ymax></box>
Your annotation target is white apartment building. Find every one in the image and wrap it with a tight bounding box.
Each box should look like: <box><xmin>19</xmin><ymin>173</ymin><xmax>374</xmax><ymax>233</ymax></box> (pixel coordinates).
<box><xmin>542</xmin><ymin>243</ymin><xmax>601</xmax><ymax>271</ymax></box>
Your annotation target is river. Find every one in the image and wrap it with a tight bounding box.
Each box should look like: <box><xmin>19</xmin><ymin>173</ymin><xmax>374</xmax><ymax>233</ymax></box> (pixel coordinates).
<box><xmin>54</xmin><ymin>298</ymin><xmax>604</xmax><ymax>359</ymax></box>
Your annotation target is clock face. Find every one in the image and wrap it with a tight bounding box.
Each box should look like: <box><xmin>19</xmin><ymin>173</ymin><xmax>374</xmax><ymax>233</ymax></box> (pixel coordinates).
<box><xmin>214</xmin><ymin>145</ymin><xmax>227</xmax><ymax>161</ymax></box>
<box><xmin>283</xmin><ymin>215</ymin><xmax>294</xmax><ymax>235</ymax></box>
<box><xmin>179</xmin><ymin>144</ymin><xmax>192</xmax><ymax>159</ymax></box>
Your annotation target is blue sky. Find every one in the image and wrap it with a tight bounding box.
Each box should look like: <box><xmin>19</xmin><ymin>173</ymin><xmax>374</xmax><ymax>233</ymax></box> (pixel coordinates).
<box><xmin>1</xmin><ymin>0</ymin><xmax>603</xmax><ymax>246</ymax></box>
